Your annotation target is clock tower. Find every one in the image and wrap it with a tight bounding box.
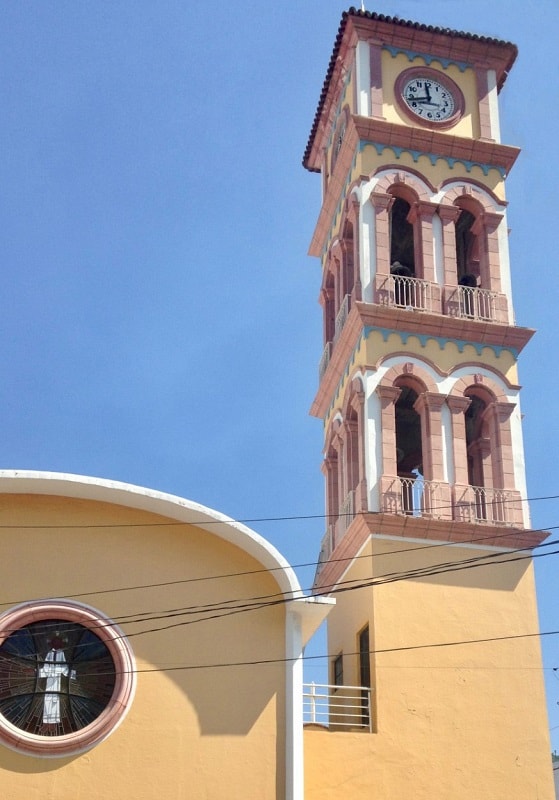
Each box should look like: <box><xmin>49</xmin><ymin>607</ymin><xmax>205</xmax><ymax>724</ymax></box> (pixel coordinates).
<box><xmin>303</xmin><ymin>9</ymin><xmax>553</xmax><ymax>799</ymax></box>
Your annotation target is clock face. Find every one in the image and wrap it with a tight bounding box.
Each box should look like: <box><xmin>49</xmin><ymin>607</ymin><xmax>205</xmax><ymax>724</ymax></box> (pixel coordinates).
<box><xmin>402</xmin><ymin>76</ymin><xmax>456</xmax><ymax>123</ymax></box>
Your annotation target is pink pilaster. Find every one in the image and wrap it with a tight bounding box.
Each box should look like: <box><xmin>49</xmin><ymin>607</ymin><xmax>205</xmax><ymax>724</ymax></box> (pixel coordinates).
<box><xmin>370</xmin><ymin>192</ymin><xmax>393</xmax><ymax>282</ymax></box>
<box><xmin>408</xmin><ymin>201</ymin><xmax>438</xmax><ymax>284</ymax></box>
<box><xmin>438</xmin><ymin>204</ymin><xmax>462</xmax><ymax>292</ymax></box>
<box><xmin>349</xmin><ymin>382</ymin><xmax>368</xmax><ymax>512</ymax></box>
<box><xmin>475</xmin><ymin>67</ymin><xmax>493</xmax><ymax>141</ymax></box>
<box><xmin>369</xmin><ymin>40</ymin><xmax>384</xmax><ymax>119</ymax></box>
<box><xmin>447</xmin><ymin>395</ymin><xmax>472</xmax><ymax>487</ymax></box>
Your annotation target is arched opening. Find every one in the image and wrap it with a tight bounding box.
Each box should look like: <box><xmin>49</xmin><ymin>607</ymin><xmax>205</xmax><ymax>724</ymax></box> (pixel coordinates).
<box><xmin>390</xmin><ymin>198</ymin><xmax>415</xmax><ymax>274</ymax></box>
<box><xmin>464</xmin><ymin>389</ymin><xmax>492</xmax><ymax>521</ymax></box>
<box><xmin>395</xmin><ymin>384</ymin><xmax>423</xmax><ymax>513</ymax></box>
<box><xmin>323</xmin><ymin>270</ymin><xmax>336</xmax><ymax>345</ymax></box>
<box><xmin>342</xmin><ymin>219</ymin><xmax>355</xmax><ymax>301</ymax></box>
<box><xmin>465</xmin><ymin>393</ymin><xmax>488</xmax><ymax>488</ymax></box>
<box><xmin>455</xmin><ymin>209</ymin><xmax>479</xmax><ymax>284</ymax></box>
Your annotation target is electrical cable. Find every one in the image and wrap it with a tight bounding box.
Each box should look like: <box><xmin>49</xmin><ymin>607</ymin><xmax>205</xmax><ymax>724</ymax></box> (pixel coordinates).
<box><xmin>4</xmin><ymin>537</ymin><xmax>559</xmax><ymax>648</ymax></box>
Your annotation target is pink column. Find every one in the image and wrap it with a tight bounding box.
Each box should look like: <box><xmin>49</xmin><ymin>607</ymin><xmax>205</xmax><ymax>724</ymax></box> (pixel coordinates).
<box><xmin>472</xmin><ymin>211</ymin><xmax>503</xmax><ymax>292</ymax></box>
<box><xmin>447</xmin><ymin>396</ymin><xmax>472</xmax><ymax>486</ymax></box>
<box><xmin>447</xmin><ymin>395</ymin><xmax>474</xmax><ymax>523</ymax></box>
<box><xmin>475</xmin><ymin>67</ymin><xmax>493</xmax><ymax>141</ymax></box>
<box><xmin>414</xmin><ymin>392</ymin><xmax>452</xmax><ymax>519</ymax></box>
<box><xmin>408</xmin><ymin>201</ymin><xmax>441</xmax><ymax>313</ymax></box>
<box><xmin>438</xmin><ymin>205</ymin><xmax>462</xmax><ymax>315</ymax></box>
<box><xmin>349</xmin><ymin>382</ymin><xmax>367</xmax><ymax>512</ymax></box>
<box><xmin>369</xmin><ymin>40</ymin><xmax>384</xmax><ymax>119</ymax></box>
<box><xmin>376</xmin><ymin>385</ymin><xmax>401</xmax><ymax>512</ymax></box>
<box><xmin>408</xmin><ymin>201</ymin><xmax>437</xmax><ymax>283</ymax></box>
<box><xmin>370</xmin><ymin>192</ymin><xmax>393</xmax><ymax>304</ymax></box>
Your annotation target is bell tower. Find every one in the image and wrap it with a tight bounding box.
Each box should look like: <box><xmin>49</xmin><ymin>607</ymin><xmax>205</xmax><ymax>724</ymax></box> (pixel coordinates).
<box><xmin>303</xmin><ymin>9</ymin><xmax>553</xmax><ymax>799</ymax></box>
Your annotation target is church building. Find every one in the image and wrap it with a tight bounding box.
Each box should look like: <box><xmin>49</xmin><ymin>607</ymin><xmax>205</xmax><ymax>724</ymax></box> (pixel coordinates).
<box><xmin>0</xmin><ymin>8</ymin><xmax>554</xmax><ymax>800</ymax></box>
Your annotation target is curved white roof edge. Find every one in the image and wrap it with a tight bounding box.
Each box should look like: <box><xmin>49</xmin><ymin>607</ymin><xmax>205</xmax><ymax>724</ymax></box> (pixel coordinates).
<box><xmin>0</xmin><ymin>470</ymin><xmax>304</xmax><ymax>599</ymax></box>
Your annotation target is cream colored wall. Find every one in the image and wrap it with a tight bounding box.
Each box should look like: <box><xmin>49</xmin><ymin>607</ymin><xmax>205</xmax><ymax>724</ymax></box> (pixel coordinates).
<box><xmin>305</xmin><ymin>536</ymin><xmax>554</xmax><ymax>800</ymax></box>
<box><xmin>0</xmin><ymin>494</ymin><xmax>287</xmax><ymax>800</ymax></box>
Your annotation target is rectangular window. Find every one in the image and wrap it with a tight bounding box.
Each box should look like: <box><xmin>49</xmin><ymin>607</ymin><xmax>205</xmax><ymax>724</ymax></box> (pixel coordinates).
<box><xmin>358</xmin><ymin>625</ymin><xmax>370</xmax><ymax>688</ymax></box>
<box><xmin>358</xmin><ymin>625</ymin><xmax>371</xmax><ymax>727</ymax></box>
<box><xmin>333</xmin><ymin>653</ymin><xmax>343</xmax><ymax>687</ymax></box>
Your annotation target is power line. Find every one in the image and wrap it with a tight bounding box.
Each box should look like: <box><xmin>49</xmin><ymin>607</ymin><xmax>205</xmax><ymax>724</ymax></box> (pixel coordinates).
<box><xmin>0</xmin><ymin>491</ymin><xmax>556</xmax><ymax>530</ymax></box>
<box><xmin>9</xmin><ymin>628</ymin><xmax>559</xmax><ymax>679</ymax></box>
<box><xmin>4</xmin><ymin>537</ymin><xmax>558</xmax><ymax>648</ymax></box>
<box><xmin>0</xmin><ymin>518</ymin><xmax>556</xmax><ymax>613</ymax></box>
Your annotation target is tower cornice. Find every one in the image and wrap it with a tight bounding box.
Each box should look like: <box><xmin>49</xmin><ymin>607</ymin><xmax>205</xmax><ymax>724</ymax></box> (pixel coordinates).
<box><xmin>311</xmin><ymin>303</ymin><xmax>533</xmax><ymax>420</ymax></box>
<box><xmin>304</xmin><ymin>8</ymin><xmax>517</xmax><ymax>172</ymax></box>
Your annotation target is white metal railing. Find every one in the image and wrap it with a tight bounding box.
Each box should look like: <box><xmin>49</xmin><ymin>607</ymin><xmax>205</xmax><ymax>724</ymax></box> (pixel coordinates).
<box><xmin>382</xmin><ymin>476</ymin><xmax>445</xmax><ymax>518</ymax></box>
<box><xmin>389</xmin><ymin>275</ymin><xmax>431</xmax><ymax>311</ymax></box>
<box><xmin>454</xmin><ymin>486</ymin><xmax>511</xmax><ymax>525</ymax></box>
<box><xmin>457</xmin><ymin>285</ymin><xmax>498</xmax><ymax>321</ymax></box>
<box><xmin>318</xmin><ymin>341</ymin><xmax>332</xmax><ymax>381</ymax></box>
<box><xmin>334</xmin><ymin>294</ymin><xmax>350</xmax><ymax>342</ymax></box>
<box><xmin>303</xmin><ymin>682</ymin><xmax>372</xmax><ymax>731</ymax></box>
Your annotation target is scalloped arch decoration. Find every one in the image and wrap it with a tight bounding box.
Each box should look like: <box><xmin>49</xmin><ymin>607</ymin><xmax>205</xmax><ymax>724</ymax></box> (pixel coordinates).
<box><xmin>379</xmin><ymin>361</ymin><xmax>438</xmax><ymax>394</ymax></box>
<box><xmin>450</xmin><ymin>373</ymin><xmax>508</xmax><ymax>402</ymax></box>
<box><xmin>372</xmin><ymin>169</ymin><xmax>432</xmax><ymax>202</ymax></box>
<box><xmin>441</xmin><ymin>183</ymin><xmax>499</xmax><ymax>213</ymax></box>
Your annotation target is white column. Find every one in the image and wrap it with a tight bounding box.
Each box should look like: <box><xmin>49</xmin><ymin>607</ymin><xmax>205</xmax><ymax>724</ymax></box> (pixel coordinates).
<box><xmin>285</xmin><ymin>607</ymin><xmax>304</xmax><ymax>800</ymax></box>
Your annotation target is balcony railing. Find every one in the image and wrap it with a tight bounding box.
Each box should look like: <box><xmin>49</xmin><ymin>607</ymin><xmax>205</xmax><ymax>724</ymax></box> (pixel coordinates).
<box><xmin>334</xmin><ymin>293</ymin><xmax>350</xmax><ymax>342</ymax></box>
<box><xmin>391</xmin><ymin>275</ymin><xmax>431</xmax><ymax>310</ymax></box>
<box><xmin>303</xmin><ymin>682</ymin><xmax>373</xmax><ymax>731</ymax></box>
<box><xmin>453</xmin><ymin>486</ymin><xmax>513</xmax><ymax>525</ymax></box>
<box><xmin>382</xmin><ymin>476</ymin><xmax>446</xmax><ymax>519</ymax></box>
<box><xmin>456</xmin><ymin>285</ymin><xmax>498</xmax><ymax>321</ymax></box>
<box><xmin>318</xmin><ymin>341</ymin><xmax>332</xmax><ymax>381</ymax></box>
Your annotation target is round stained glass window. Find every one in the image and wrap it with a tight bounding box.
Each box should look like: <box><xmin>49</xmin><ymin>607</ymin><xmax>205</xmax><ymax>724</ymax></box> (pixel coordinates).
<box><xmin>0</xmin><ymin>601</ymin><xmax>136</xmax><ymax>757</ymax></box>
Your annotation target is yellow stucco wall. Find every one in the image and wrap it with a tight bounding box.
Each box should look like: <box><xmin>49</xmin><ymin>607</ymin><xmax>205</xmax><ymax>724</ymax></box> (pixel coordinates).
<box><xmin>304</xmin><ymin>536</ymin><xmax>554</xmax><ymax>799</ymax></box>
<box><xmin>0</xmin><ymin>494</ymin><xmax>287</xmax><ymax>800</ymax></box>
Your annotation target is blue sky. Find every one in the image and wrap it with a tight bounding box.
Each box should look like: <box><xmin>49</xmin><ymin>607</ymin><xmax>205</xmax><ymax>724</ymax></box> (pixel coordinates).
<box><xmin>0</xmin><ymin>0</ymin><xmax>558</xmax><ymax>749</ymax></box>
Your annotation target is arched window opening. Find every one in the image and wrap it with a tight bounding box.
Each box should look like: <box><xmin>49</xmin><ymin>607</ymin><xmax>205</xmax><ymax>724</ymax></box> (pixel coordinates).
<box><xmin>342</xmin><ymin>220</ymin><xmax>355</xmax><ymax>301</ymax></box>
<box><xmin>390</xmin><ymin>198</ymin><xmax>415</xmax><ymax>274</ymax></box>
<box><xmin>323</xmin><ymin>271</ymin><xmax>336</xmax><ymax>345</ymax></box>
<box><xmin>464</xmin><ymin>391</ymin><xmax>491</xmax><ymax>521</ymax></box>
<box><xmin>455</xmin><ymin>209</ymin><xmax>478</xmax><ymax>283</ymax></box>
<box><xmin>395</xmin><ymin>385</ymin><xmax>423</xmax><ymax>513</ymax></box>
<box><xmin>465</xmin><ymin>394</ymin><xmax>487</xmax><ymax>487</ymax></box>
<box><xmin>346</xmin><ymin>406</ymin><xmax>360</xmax><ymax>496</ymax></box>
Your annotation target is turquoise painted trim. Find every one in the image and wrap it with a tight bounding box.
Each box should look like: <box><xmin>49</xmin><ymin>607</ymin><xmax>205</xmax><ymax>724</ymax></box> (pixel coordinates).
<box><xmin>383</xmin><ymin>44</ymin><xmax>470</xmax><ymax>73</ymax></box>
<box><xmin>361</xmin><ymin>140</ymin><xmax>505</xmax><ymax>179</ymax></box>
<box><xmin>366</xmin><ymin>325</ymin><xmax>519</xmax><ymax>358</ymax></box>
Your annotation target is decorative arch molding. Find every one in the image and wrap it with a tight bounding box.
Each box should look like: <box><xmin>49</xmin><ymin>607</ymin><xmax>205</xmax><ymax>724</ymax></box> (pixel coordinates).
<box><xmin>440</xmin><ymin>180</ymin><xmax>505</xmax><ymax>211</ymax></box>
<box><xmin>378</xmin><ymin>360</ymin><xmax>439</xmax><ymax>395</ymax></box>
<box><xmin>371</xmin><ymin>167</ymin><xmax>433</xmax><ymax>202</ymax></box>
<box><xmin>373</xmin><ymin>350</ymin><xmax>447</xmax><ymax>380</ymax></box>
<box><xmin>449</xmin><ymin>372</ymin><xmax>509</xmax><ymax>402</ymax></box>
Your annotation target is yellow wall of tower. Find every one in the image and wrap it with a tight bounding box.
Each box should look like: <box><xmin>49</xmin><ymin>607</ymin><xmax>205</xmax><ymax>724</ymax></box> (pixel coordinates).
<box><xmin>304</xmin><ymin>538</ymin><xmax>553</xmax><ymax>799</ymax></box>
